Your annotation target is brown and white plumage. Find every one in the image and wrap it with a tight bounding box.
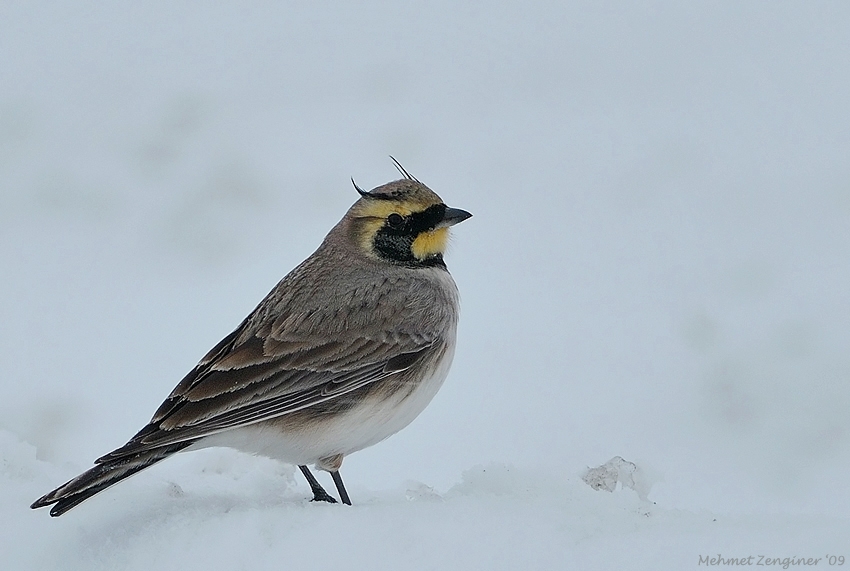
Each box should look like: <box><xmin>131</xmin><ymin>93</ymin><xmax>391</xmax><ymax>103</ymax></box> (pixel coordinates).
<box><xmin>31</xmin><ymin>174</ymin><xmax>471</xmax><ymax>516</ymax></box>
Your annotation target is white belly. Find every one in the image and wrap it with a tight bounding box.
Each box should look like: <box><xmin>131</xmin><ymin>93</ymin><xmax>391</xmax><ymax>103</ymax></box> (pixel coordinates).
<box><xmin>190</xmin><ymin>340</ymin><xmax>456</xmax><ymax>468</ymax></box>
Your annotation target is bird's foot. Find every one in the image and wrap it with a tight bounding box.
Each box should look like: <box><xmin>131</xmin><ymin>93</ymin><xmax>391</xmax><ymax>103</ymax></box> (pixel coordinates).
<box><xmin>310</xmin><ymin>489</ymin><xmax>338</xmax><ymax>504</ymax></box>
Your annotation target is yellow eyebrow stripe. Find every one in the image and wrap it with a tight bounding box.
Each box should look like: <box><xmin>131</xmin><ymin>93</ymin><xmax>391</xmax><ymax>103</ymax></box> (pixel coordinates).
<box><xmin>353</xmin><ymin>201</ymin><xmax>413</xmax><ymax>219</ymax></box>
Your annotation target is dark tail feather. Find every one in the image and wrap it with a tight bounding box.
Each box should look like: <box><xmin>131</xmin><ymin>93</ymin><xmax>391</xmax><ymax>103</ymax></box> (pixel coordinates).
<box><xmin>31</xmin><ymin>441</ymin><xmax>194</xmax><ymax>517</ymax></box>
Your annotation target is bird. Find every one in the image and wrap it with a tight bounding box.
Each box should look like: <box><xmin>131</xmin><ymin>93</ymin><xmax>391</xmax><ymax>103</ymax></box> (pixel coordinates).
<box><xmin>31</xmin><ymin>161</ymin><xmax>471</xmax><ymax>516</ymax></box>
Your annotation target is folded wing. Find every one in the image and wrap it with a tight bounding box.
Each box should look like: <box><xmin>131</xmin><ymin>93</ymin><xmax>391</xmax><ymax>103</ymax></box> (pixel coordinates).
<box><xmin>97</xmin><ymin>320</ymin><xmax>435</xmax><ymax>463</ymax></box>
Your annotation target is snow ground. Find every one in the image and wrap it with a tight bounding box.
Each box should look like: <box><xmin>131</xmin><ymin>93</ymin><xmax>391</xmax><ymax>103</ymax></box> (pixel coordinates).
<box><xmin>2</xmin><ymin>2</ymin><xmax>849</xmax><ymax>569</ymax></box>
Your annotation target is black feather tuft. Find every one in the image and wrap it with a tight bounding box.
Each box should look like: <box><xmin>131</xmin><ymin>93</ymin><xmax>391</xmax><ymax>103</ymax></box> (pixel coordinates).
<box><xmin>388</xmin><ymin>156</ymin><xmax>420</xmax><ymax>182</ymax></box>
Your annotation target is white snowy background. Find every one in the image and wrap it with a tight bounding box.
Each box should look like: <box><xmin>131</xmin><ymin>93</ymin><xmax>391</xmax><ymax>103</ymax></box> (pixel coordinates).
<box><xmin>2</xmin><ymin>2</ymin><xmax>849</xmax><ymax>569</ymax></box>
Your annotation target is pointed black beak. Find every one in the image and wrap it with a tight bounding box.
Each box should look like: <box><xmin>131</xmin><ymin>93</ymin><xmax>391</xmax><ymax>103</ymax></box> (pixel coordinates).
<box><xmin>440</xmin><ymin>207</ymin><xmax>472</xmax><ymax>227</ymax></box>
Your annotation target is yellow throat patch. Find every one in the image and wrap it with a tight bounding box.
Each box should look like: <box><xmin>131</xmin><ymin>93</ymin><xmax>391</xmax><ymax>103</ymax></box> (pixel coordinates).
<box><xmin>411</xmin><ymin>227</ymin><xmax>449</xmax><ymax>260</ymax></box>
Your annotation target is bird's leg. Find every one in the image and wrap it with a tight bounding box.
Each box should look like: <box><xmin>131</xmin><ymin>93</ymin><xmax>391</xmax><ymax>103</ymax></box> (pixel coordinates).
<box><xmin>330</xmin><ymin>470</ymin><xmax>352</xmax><ymax>505</ymax></box>
<box><xmin>298</xmin><ymin>465</ymin><xmax>337</xmax><ymax>503</ymax></box>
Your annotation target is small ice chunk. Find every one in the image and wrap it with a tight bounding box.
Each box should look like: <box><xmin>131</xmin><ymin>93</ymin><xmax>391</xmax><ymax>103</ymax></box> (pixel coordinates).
<box><xmin>404</xmin><ymin>481</ymin><xmax>443</xmax><ymax>502</ymax></box>
<box><xmin>583</xmin><ymin>456</ymin><xmax>645</xmax><ymax>497</ymax></box>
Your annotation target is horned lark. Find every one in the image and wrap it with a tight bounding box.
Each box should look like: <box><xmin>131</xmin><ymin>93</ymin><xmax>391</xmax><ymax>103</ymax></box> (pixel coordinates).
<box><xmin>31</xmin><ymin>163</ymin><xmax>471</xmax><ymax>516</ymax></box>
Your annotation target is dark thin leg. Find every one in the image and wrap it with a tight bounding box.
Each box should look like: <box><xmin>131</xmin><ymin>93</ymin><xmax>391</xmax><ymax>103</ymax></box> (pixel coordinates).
<box><xmin>331</xmin><ymin>470</ymin><xmax>351</xmax><ymax>505</ymax></box>
<box><xmin>299</xmin><ymin>465</ymin><xmax>337</xmax><ymax>503</ymax></box>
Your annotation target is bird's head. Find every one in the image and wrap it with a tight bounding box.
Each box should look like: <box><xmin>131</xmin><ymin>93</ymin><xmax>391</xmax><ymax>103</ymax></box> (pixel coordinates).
<box><xmin>347</xmin><ymin>174</ymin><xmax>471</xmax><ymax>268</ymax></box>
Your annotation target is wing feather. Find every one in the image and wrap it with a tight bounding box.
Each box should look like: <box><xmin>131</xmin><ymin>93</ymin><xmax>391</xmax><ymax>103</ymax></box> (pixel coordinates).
<box><xmin>98</xmin><ymin>327</ymin><xmax>434</xmax><ymax>461</ymax></box>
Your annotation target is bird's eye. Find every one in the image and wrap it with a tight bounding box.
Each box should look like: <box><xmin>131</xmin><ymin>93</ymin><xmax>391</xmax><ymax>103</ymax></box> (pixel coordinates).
<box><xmin>387</xmin><ymin>213</ymin><xmax>404</xmax><ymax>228</ymax></box>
